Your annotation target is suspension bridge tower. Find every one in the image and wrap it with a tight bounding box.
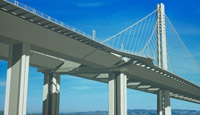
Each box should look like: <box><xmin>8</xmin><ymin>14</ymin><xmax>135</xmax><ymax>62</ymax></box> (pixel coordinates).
<box><xmin>157</xmin><ymin>3</ymin><xmax>171</xmax><ymax>115</ymax></box>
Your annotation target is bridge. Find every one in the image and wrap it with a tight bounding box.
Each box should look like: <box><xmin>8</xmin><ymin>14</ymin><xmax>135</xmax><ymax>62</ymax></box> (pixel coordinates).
<box><xmin>0</xmin><ymin>0</ymin><xmax>200</xmax><ymax>115</ymax></box>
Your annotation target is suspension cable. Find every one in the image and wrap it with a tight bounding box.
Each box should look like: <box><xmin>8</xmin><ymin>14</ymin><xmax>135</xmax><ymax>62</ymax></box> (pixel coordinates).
<box><xmin>165</xmin><ymin>15</ymin><xmax>200</xmax><ymax>71</ymax></box>
<box><xmin>139</xmin><ymin>22</ymin><xmax>157</xmax><ymax>55</ymax></box>
<box><xmin>166</xmin><ymin>43</ymin><xmax>175</xmax><ymax>73</ymax></box>
<box><xmin>101</xmin><ymin>10</ymin><xmax>157</xmax><ymax>43</ymax></box>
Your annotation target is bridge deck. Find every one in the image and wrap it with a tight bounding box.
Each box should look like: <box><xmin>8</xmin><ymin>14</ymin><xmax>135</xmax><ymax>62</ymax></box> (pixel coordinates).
<box><xmin>0</xmin><ymin>0</ymin><xmax>200</xmax><ymax>104</ymax></box>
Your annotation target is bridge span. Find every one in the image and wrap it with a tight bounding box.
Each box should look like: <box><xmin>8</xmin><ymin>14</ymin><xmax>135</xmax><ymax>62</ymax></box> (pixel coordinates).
<box><xmin>0</xmin><ymin>0</ymin><xmax>200</xmax><ymax>115</ymax></box>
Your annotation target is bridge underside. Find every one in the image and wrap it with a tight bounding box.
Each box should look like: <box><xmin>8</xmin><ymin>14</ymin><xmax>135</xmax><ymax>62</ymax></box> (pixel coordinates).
<box><xmin>1</xmin><ymin>38</ymin><xmax>200</xmax><ymax>105</ymax></box>
<box><xmin>0</xmin><ymin>0</ymin><xmax>200</xmax><ymax>115</ymax></box>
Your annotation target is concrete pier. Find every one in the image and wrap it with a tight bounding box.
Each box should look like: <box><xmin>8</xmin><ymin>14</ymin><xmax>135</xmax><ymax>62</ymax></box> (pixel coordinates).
<box><xmin>157</xmin><ymin>90</ymin><xmax>163</xmax><ymax>115</ymax></box>
<box><xmin>164</xmin><ymin>90</ymin><xmax>171</xmax><ymax>115</ymax></box>
<box><xmin>109</xmin><ymin>72</ymin><xmax>127</xmax><ymax>115</ymax></box>
<box><xmin>42</xmin><ymin>72</ymin><xmax>60</xmax><ymax>115</ymax></box>
<box><xmin>4</xmin><ymin>43</ymin><xmax>30</xmax><ymax>115</ymax></box>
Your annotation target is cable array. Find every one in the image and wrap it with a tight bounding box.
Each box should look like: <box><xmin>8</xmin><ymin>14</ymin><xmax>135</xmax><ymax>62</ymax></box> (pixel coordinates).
<box><xmin>165</xmin><ymin>15</ymin><xmax>200</xmax><ymax>83</ymax></box>
<box><xmin>100</xmin><ymin>8</ymin><xmax>200</xmax><ymax>83</ymax></box>
<box><xmin>101</xmin><ymin>10</ymin><xmax>157</xmax><ymax>59</ymax></box>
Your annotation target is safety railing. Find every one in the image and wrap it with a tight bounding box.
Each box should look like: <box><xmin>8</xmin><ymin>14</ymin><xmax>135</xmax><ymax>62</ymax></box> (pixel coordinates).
<box><xmin>4</xmin><ymin>0</ymin><xmax>93</xmax><ymax>39</ymax></box>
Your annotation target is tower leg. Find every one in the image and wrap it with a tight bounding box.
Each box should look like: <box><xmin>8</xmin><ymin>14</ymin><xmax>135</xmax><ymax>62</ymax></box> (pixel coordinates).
<box><xmin>157</xmin><ymin>90</ymin><xmax>163</xmax><ymax>115</ymax></box>
<box><xmin>42</xmin><ymin>72</ymin><xmax>60</xmax><ymax>115</ymax></box>
<box><xmin>160</xmin><ymin>3</ymin><xmax>168</xmax><ymax>70</ymax></box>
<box><xmin>4</xmin><ymin>43</ymin><xmax>30</xmax><ymax>115</ymax></box>
<box><xmin>164</xmin><ymin>90</ymin><xmax>171</xmax><ymax>115</ymax></box>
<box><xmin>109</xmin><ymin>72</ymin><xmax>127</xmax><ymax>115</ymax></box>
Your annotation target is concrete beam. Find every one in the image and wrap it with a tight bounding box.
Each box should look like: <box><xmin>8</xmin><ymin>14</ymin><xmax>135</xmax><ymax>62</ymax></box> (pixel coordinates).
<box><xmin>138</xmin><ymin>85</ymin><xmax>151</xmax><ymax>89</ymax></box>
<box><xmin>55</xmin><ymin>60</ymin><xmax>81</xmax><ymax>73</ymax></box>
<box><xmin>0</xmin><ymin>42</ymin><xmax>64</xmax><ymax>69</ymax></box>
<box><xmin>109</xmin><ymin>72</ymin><xmax>127</xmax><ymax>115</ymax></box>
<box><xmin>148</xmin><ymin>88</ymin><xmax>159</xmax><ymax>91</ymax></box>
<box><xmin>42</xmin><ymin>72</ymin><xmax>60</xmax><ymax>115</ymax></box>
<box><xmin>127</xmin><ymin>82</ymin><xmax>141</xmax><ymax>86</ymax></box>
<box><xmin>96</xmin><ymin>73</ymin><xmax>109</xmax><ymax>79</ymax></box>
<box><xmin>4</xmin><ymin>43</ymin><xmax>30</xmax><ymax>115</ymax></box>
<box><xmin>30</xmin><ymin>50</ymin><xmax>64</xmax><ymax>69</ymax></box>
<box><xmin>0</xmin><ymin>42</ymin><xmax>9</xmax><ymax>60</ymax></box>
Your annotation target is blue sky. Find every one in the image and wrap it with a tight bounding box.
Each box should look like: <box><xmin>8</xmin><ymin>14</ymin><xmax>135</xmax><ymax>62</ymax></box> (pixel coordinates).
<box><xmin>1</xmin><ymin>0</ymin><xmax>200</xmax><ymax>113</ymax></box>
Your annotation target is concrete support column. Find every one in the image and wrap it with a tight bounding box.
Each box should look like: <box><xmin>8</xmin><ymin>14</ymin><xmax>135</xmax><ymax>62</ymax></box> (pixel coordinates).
<box><xmin>164</xmin><ymin>90</ymin><xmax>171</xmax><ymax>115</ymax></box>
<box><xmin>109</xmin><ymin>72</ymin><xmax>127</xmax><ymax>115</ymax></box>
<box><xmin>157</xmin><ymin>90</ymin><xmax>163</xmax><ymax>115</ymax></box>
<box><xmin>42</xmin><ymin>72</ymin><xmax>60</xmax><ymax>115</ymax></box>
<box><xmin>4</xmin><ymin>43</ymin><xmax>30</xmax><ymax>115</ymax></box>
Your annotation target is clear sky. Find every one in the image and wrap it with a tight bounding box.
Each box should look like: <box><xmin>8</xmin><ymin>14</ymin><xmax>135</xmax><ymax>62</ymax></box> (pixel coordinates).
<box><xmin>0</xmin><ymin>0</ymin><xmax>200</xmax><ymax>113</ymax></box>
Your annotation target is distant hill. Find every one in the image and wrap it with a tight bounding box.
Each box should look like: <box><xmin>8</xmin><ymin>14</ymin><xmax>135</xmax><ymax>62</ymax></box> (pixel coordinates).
<box><xmin>60</xmin><ymin>109</ymin><xmax>200</xmax><ymax>115</ymax></box>
<box><xmin>1</xmin><ymin>109</ymin><xmax>200</xmax><ymax>115</ymax></box>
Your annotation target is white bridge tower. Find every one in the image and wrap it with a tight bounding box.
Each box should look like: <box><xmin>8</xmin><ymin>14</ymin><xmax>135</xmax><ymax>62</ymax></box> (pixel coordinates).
<box><xmin>157</xmin><ymin>3</ymin><xmax>171</xmax><ymax>115</ymax></box>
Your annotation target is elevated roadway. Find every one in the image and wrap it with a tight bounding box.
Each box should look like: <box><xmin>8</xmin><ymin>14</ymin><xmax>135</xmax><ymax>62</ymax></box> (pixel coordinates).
<box><xmin>0</xmin><ymin>0</ymin><xmax>199</xmax><ymax>115</ymax></box>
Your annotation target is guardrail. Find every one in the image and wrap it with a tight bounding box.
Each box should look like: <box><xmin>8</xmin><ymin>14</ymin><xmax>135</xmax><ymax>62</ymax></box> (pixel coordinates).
<box><xmin>4</xmin><ymin>0</ymin><xmax>93</xmax><ymax>39</ymax></box>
